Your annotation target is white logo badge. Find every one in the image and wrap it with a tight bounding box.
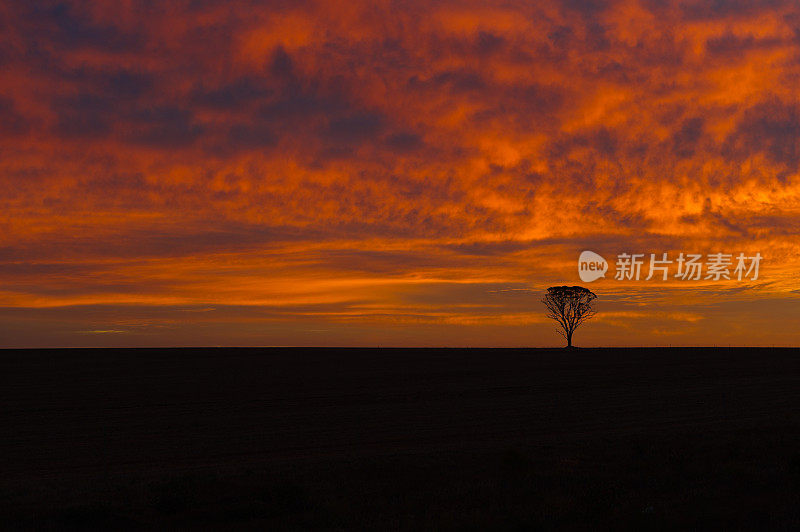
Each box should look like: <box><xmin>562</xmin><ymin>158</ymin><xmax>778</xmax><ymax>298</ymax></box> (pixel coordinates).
<box><xmin>578</xmin><ymin>250</ymin><xmax>608</xmax><ymax>282</ymax></box>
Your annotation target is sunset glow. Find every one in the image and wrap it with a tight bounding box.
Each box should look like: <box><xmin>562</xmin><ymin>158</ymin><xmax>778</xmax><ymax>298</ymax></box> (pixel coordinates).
<box><xmin>2</xmin><ymin>0</ymin><xmax>799</xmax><ymax>346</ymax></box>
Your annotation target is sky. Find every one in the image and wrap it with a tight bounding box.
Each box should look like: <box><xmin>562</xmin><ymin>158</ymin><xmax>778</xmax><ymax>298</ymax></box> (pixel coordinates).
<box><xmin>1</xmin><ymin>0</ymin><xmax>799</xmax><ymax>347</ymax></box>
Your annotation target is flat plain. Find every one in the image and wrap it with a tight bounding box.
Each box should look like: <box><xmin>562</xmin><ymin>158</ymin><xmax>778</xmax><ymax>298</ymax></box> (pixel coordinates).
<box><xmin>2</xmin><ymin>347</ymin><xmax>799</xmax><ymax>528</ymax></box>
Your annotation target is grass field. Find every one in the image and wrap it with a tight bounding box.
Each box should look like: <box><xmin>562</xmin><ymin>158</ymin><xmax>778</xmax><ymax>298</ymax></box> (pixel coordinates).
<box><xmin>2</xmin><ymin>347</ymin><xmax>799</xmax><ymax>529</ymax></box>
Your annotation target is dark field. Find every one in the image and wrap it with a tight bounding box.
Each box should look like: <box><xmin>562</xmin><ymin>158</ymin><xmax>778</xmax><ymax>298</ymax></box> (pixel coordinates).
<box><xmin>2</xmin><ymin>347</ymin><xmax>800</xmax><ymax>529</ymax></box>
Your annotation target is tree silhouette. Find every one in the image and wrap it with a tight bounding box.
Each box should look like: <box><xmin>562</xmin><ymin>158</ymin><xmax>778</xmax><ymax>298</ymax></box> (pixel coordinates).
<box><xmin>542</xmin><ymin>286</ymin><xmax>597</xmax><ymax>347</ymax></box>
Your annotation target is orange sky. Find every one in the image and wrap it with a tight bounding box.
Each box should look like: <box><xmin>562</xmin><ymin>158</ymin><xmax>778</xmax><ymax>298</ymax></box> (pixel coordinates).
<box><xmin>1</xmin><ymin>0</ymin><xmax>799</xmax><ymax>347</ymax></box>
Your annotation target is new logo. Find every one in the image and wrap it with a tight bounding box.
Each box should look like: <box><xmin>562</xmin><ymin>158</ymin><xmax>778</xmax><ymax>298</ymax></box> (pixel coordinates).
<box><xmin>578</xmin><ymin>250</ymin><xmax>608</xmax><ymax>282</ymax></box>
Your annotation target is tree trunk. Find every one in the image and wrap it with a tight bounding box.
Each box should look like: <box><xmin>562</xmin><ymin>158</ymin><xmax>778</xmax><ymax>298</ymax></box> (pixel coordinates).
<box><xmin>567</xmin><ymin>330</ymin><xmax>573</xmax><ymax>347</ymax></box>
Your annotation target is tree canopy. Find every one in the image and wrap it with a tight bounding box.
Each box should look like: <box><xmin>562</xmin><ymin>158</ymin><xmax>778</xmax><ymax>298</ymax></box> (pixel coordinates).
<box><xmin>542</xmin><ymin>286</ymin><xmax>597</xmax><ymax>347</ymax></box>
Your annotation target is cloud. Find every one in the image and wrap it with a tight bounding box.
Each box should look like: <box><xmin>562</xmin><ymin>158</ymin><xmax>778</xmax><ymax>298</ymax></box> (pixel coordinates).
<box><xmin>725</xmin><ymin>99</ymin><xmax>800</xmax><ymax>170</ymax></box>
<box><xmin>27</xmin><ymin>2</ymin><xmax>144</xmax><ymax>52</ymax></box>
<box><xmin>0</xmin><ymin>0</ymin><xmax>799</xmax><ymax>345</ymax></box>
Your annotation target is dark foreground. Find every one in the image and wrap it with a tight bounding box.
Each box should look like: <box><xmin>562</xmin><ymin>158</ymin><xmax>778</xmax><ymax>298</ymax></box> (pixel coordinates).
<box><xmin>2</xmin><ymin>347</ymin><xmax>799</xmax><ymax>529</ymax></box>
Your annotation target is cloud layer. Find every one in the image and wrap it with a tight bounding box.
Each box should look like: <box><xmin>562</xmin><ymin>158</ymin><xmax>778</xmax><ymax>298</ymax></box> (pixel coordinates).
<box><xmin>1</xmin><ymin>0</ymin><xmax>799</xmax><ymax>346</ymax></box>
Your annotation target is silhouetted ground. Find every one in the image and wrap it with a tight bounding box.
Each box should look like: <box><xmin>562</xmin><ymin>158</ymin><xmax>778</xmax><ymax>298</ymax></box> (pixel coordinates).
<box><xmin>1</xmin><ymin>347</ymin><xmax>799</xmax><ymax>529</ymax></box>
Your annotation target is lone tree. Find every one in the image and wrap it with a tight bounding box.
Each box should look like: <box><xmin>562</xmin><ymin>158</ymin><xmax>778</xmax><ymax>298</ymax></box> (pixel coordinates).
<box><xmin>542</xmin><ymin>286</ymin><xmax>597</xmax><ymax>347</ymax></box>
